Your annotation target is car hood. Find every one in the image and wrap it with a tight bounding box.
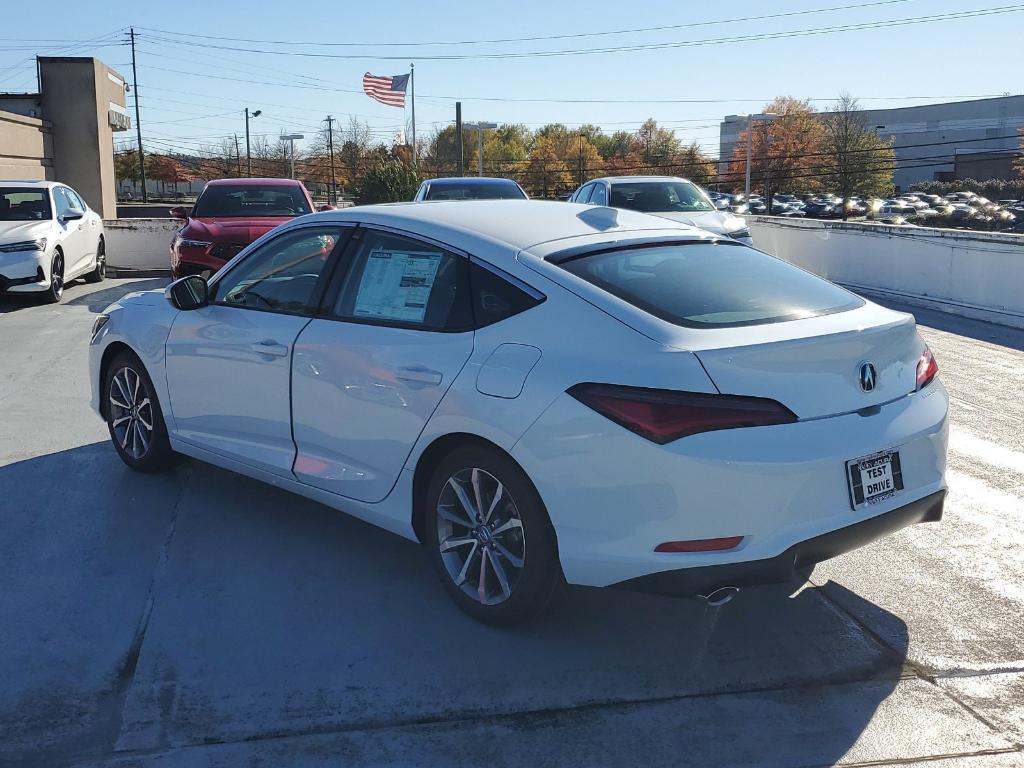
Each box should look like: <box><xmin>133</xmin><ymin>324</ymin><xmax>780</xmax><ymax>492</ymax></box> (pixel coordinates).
<box><xmin>648</xmin><ymin>210</ymin><xmax>746</xmax><ymax>235</ymax></box>
<box><xmin>0</xmin><ymin>220</ymin><xmax>50</xmax><ymax>244</ymax></box>
<box><xmin>184</xmin><ymin>216</ymin><xmax>293</xmax><ymax>242</ymax></box>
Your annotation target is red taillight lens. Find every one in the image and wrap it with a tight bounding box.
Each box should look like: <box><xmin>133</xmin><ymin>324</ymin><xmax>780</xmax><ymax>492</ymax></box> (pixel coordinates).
<box><xmin>916</xmin><ymin>345</ymin><xmax>938</xmax><ymax>390</ymax></box>
<box><xmin>567</xmin><ymin>384</ymin><xmax>798</xmax><ymax>444</ymax></box>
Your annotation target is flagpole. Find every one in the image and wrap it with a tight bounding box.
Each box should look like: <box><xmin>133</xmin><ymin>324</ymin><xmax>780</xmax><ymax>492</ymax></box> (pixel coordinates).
<box><xmin>410</xmin><ymin>62</ymin><xmax>416</xmax><ymax>166</ymax></box>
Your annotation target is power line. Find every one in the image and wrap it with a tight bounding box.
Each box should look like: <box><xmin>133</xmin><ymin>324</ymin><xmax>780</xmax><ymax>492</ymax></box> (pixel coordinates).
<box><xmin>137</xmin><ymin>1</ymin><xmax>916</xmax><ymax>47</ymax></box>
<box><xmin>136</xmin><ymin>6</ymin><xmax>1024</xmax><ymax>61</ymax></box>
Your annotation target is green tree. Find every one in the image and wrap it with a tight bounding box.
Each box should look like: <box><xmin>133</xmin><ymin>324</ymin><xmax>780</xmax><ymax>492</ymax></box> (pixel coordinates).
<box><xmin>354</xmin><ymin>149</ymin><xmax>420</xmax><ymax>204</ymax></box>
<box><xmin>819</xmin><ymin>93</ymin><xmax>895</xmax><ymax>214</ymax></box>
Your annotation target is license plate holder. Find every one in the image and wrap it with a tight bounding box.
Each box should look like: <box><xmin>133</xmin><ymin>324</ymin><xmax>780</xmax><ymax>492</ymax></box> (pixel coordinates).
<box><xmin>847</xmin><ymin>449</ymin><xmax>904</xmax><ymax>509</ymax></box>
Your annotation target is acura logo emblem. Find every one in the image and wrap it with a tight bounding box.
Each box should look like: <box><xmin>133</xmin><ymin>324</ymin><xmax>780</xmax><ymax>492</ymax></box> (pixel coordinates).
<box><xmin>859</xmin><ymin>362</ymin><xmax>877</xmax><ymax>392</ymax></box>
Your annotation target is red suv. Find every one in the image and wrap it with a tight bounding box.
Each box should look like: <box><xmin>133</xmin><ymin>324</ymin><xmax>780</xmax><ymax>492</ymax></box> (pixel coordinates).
<box><xmin>170</xmin><ymin>178</ymin><xmax>322</xmax><ymax>279</ymax></box>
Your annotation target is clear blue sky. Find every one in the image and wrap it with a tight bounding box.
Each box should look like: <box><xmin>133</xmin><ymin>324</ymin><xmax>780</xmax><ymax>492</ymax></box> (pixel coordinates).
<box><xmin>1</xmin><ymin>0</ymin><xmax>1020</xmax><ymax>160</ymax></box>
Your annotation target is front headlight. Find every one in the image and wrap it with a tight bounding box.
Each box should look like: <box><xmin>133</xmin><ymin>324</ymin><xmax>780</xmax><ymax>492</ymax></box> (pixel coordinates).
<box><xmin>0</xmin><ymin>237</ymin><xmax>47</xmax><ymax>253</ymax></box>
<box><xmin>91</xmin><ymin>314</ymin><xmax>110</xmax><ymax>342</ymax></box>
<box><xmin>175</xmin><ymin>236</ymin><xmax>212</xmax><ymax>249</ymax></box>
<box><xmin>729</xmin><ymin>228</ymin><xmax>751</xmax><ymax>240</ymax></box>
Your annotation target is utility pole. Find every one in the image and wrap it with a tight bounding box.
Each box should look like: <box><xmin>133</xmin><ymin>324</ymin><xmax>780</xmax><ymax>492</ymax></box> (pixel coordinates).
<box><xmin>744</xmin><ymin>112</ymin><xmax>776</xmax><ymax>199</ymax></box>
<box><xmin>455</xmin><ymin>102</ymin><xmax>464</xmax><ymax>176</ymax></box>
<box><xmin>129</xmin><ymin>28</ymin><xmax>147</xmax><ymax>203</ymax></box>
<box><xmin>234</xmin><ymin>134</ymin><xmax>241</xmax><ymax>176</ymax></box>
<box><xmin>245</xmin><ymin>108</ymin><xmax>261</xmax><ymax>177</ymax></box>
<box><xmin>325</xmin><ymin>115</ymin><xmax>337</xmax><ymax>204</ymax></box>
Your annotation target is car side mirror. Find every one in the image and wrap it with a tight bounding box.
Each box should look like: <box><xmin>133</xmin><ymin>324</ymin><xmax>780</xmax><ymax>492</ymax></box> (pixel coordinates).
<box><xmin>169</xmin><ymin>205</ymin><xmax>189</xmax><ymax>220</ymax></box>
<box><xmin>317</xmin><ymin>203</ymin><xmax>336</xmax><ymax>212</ymax></box>
<box><xmin>61</xmin><ymin>208</ymin><xmax>85</xmax><ymax>222</ymax></box>
<box><xmin>165</xmin><ymin>275</ymin><xmax>209</xmax><ymax>311</ymax></box>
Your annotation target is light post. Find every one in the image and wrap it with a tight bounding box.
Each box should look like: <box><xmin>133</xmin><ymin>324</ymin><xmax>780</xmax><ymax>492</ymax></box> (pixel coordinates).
<box><xmin>744</xmin><ymin>112</ymin><xmax>776</xmax><ymax>199</ymax></box>
<box><xmin>464</xmin><ymin>121</ymin><xmax>497</xmax><ymax>176</ymax></box>
<box><xmin>245</xmin><ymin>108</ymin><xmax>261</xmax><ymax>177</ymax></box>
<box><xmin>281</xmin><ymin>134</ymin><xmax>304</xmax><ymax>179</ymax></box>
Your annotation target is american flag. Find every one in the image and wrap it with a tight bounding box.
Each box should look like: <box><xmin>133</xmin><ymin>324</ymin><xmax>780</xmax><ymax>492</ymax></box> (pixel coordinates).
<box><xmin>362</xmin><ymin>72</ymin><xmax>410</xmax><ymax>108</ymax></box>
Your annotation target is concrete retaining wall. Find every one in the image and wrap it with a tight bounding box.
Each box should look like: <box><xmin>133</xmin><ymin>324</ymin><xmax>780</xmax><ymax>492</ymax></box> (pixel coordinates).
<box><xmin>103</xmin><ymin>218</ymin><xmax>179</xmax><ymax>274</ymax></box>
<box><xmin>749</xmin><ymin>217</ymin><xmax>1024</xmax><ymax>329</ymax></box>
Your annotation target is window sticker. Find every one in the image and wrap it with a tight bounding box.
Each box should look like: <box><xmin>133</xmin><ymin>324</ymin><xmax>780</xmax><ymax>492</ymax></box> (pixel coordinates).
<box><xmin>353</xmin><ymin>248</ymin><xmax>443</xmax><ymax>323</ymax></box>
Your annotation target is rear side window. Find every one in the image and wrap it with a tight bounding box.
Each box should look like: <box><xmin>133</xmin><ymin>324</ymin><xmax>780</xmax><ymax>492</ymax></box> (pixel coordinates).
<box><xmin>468</xmin><ymin>262</ymin><xmax>543</xmax><ymax>328</ymax></box>
<box><xmin>558</xmin><ymin>242</ymin><xmax>863</xmax><ymax>328</ymax></box>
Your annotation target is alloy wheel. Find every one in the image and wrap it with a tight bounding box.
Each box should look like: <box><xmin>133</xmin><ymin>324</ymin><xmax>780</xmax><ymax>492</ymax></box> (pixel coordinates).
<box><xmin>108</xmin><ymin>366</ymin><xmax>154</xmax><ymax>461</ymax></box>
<box><xmin>436</xmin><ymin>467</ymin><xmax>526</xmax><ymax>606</ymax></box>
<box><xmin>97</xmin><ymin>246</ymin><xmax>106</xmax><ymax>279</ymax></box>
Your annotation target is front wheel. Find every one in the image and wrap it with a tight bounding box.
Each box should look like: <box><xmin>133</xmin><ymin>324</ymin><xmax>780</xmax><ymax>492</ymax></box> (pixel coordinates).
<box><xmin>104</xmin><ymin>350</ymin><xmax>176</xmax><ymax>473</ymax></box>
<box><xmin>425</xmin><ymin>445</ymin><xmax>561</xmax><ymax>626</ymax></box>
<box><xmin>41</xmin><ymin>250</ymin><xmax>64</xmax><ymax>303</ymax></box>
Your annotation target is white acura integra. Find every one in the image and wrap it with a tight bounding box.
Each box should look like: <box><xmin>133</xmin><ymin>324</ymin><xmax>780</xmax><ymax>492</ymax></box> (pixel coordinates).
<box><xmin>89</xmin><ymin>200</ymin><xmax>947</xmax><ymax>625</ymax></box>
<box><xmin>0</xmin><ymin>180</ymin><xmax>106</xmax><ymax>302</ymax></box>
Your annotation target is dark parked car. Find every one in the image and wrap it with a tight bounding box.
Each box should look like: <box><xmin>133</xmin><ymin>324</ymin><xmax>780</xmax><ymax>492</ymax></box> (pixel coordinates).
<box><xmin>414</xmin><ymin>177</ymin><xmax>528</xmax><ymax>201</ymax></box>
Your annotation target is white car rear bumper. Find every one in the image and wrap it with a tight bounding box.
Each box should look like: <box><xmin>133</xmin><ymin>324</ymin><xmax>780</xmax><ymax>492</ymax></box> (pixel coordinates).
<box><xmin>512</xmin><ymin>381</ymin><xmax>948</xmax><ymax>590</ymax></box>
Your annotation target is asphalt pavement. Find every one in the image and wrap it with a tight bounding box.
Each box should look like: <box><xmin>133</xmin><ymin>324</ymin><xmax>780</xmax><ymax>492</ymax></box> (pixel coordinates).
<box><xmin>1</xmin><ymin>278</ymin><xmax>1022</xmax><ymax>767</ymax></box>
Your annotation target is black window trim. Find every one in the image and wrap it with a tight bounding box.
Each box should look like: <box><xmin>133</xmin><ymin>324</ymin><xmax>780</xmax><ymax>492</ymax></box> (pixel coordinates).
<box><xmin>206</xmin><ymin>222</ymin><xmax>354</xmax><ymax>319</ymax></box>
<box><xmin>314</xmin><ymin>222</ymin><xmax>546</xmax><ymax>334</ymax></box>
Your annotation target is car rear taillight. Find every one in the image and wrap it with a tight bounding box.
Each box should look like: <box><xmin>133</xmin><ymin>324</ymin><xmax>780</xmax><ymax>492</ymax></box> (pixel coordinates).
<box><xmin>916</xmin><ymin>345</ymin><xmax>938</xmax><ymax>390</ymax></box>
<box><xmin>567</xmin><ymin>384</ymin><xmax>798</xmax><ymax>444</ymax></box>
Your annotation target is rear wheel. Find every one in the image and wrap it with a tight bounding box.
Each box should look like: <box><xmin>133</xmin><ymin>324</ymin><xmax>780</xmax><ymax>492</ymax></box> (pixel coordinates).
<box><xmin>42</xmin><ymin>250</ymin><xmax>64</xmax><ymax>303</ymax></box>
<box><xmin>84</xmin><ymin>239</ymin><xmax>106</xmax><ymax>283</ymax></box>
<box><xmin>425</xmin><ymin>445</ymin><xmax>561</xmax><ymax>626</ymax></box>
<box><xmin>104</xmin><ymin>350</ymin><xmax>176</xmax><ymax>473</ymax></box>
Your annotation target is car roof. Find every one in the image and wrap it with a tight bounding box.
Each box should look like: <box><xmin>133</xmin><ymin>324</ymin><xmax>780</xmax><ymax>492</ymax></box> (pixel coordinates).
<box><xmin>206</xmin><ymin>178</ymin><xmax>304</xmax><ymax>187</ymax></box>
<box><xmin>425</xmin><ymin>177</ymin><xmax>522</xmax><ymax>186</ymax></box>
<box><xmin>312</xmin><ymin>199</ymin><xmax>707</xmax><ymax>255</ymax></box>
<box><xmin>590</xmin><ymin>176</ymin><xmax>697</xmax><ymax>185</ymax></box>
<box><xmin>0</xmin><ymin>180</ymin><xmax>61</xmax><ymax>188</ymax></box>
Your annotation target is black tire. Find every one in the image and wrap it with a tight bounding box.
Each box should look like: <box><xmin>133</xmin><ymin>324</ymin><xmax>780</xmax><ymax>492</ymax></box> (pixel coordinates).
<box><xmin>41</xmin><ymin>249</ymin><xmax>64</xmax><ymax>304</ymax></box>
<box><xmin>104</xmin><ymin>350</ymin><xmax>176</xmax><ymax>473</ymax></box>
<box><xmin>425</xmin><ymin>444</ymin><xmax>561</xmax><ymax>626</ymax></box>
<box><xmin>84</xmin><ymin>239</ymin><xmax>106</xmax><ymax>283</ymax></box>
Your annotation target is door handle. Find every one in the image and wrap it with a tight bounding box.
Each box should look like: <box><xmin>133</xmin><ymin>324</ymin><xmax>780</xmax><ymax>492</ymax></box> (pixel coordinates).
<box><xmin>251</xmin><ymin>340</ymin><xmax>289</xmax><ymax>358</ymax></box>
<box><xmin>395</xmin><ymin>367</ymin><xmax>443</xmax><ymax>386</ymax></box>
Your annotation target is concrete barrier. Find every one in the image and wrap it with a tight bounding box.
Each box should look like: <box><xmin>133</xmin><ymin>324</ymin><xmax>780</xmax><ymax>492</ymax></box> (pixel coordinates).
<box><xmin>749</xmin><ymin>217</ymin><xmax>1024</xmax><ymax>329</ymax></box>
<box><xmin>103</xmin><ymin>218</ymin><xmax>179</xmax><ymax>275</ymax></box>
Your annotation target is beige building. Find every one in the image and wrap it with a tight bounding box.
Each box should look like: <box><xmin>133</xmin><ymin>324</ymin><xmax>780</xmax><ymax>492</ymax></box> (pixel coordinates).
<box><xmin>0</xmin><ymin>57</ymin><xmax>130</xmax><ymax>218</ymax></box>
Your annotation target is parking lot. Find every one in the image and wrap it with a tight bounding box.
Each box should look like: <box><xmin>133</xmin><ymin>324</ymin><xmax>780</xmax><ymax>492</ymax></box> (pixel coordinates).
<box><xmin>2</xmin><ymin>277</ymin><xmax>1023</xmax><ymax>767</ymax></box>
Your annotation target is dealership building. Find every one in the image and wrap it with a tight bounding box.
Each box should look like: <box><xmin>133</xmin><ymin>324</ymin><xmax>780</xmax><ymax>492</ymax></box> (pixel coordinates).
<box><xmin>0</xmin><ymin>57</ymin><xmax>130</xmax><ymax>218</ymax></box>
<box><xmin>718</xmin><ymin>94</ymin><xmax>1024</xmax><ymax>191</ymax></box>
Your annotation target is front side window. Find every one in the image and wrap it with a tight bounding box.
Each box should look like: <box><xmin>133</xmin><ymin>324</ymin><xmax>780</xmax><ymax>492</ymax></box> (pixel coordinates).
<box><xmin>608</xmin><ymin>181</ymin><xmax>715</xmax><ymax>213</ymax></box>
<box><xmin>331</xmin><ymin>230</ymin><xmax>471</xmax><ymax>331</ymax></box>
<box><xmin>213</xmin><ymin>227</ymin><xmax>342</xmax><ymax>314</ymax></box>
<box><xmin>559</xmin><ymin>242</ymin><xmax>863</xmax><ymax>328</ymax></box>
<box><xmin>0</xmin><ymin>188</ymin><xmax>52</xmax><ymax>221</ymax></box>
<box><xmin>65</xmin><ymin>188</ymin><xmax>87</xmax><ymax>211</ymax></box>
<box><xmin>193</xmin><ymin>184</ymin><xmax>311</xmax><ymax>218</ymax></box>
<box><xmin>53</xmin><ymin>188</ymin><xmax>73</xmax><ymax>218</ymax></box>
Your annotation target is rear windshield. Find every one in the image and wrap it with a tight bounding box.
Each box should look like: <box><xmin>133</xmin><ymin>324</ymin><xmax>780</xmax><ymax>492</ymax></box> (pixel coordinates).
<box><xmin>608</xmin><ymin>181</ymin><xmax>715</xmax><ymax>213</ymax></box>
<box><xmin>559</xmin><ymin>242</ymin><xmax>863</xmax><ymax>328</ymax></box>
<box><xmin>0</xmin><ymin>188</ymin><xmax>51</xmax><ymax>221</ymax></box>
<box><xmin>425</xmin><ymin>182</ymin><xmax>526</xmax><ymax>201</ymax></box>
<box><xmin>193</xmin><ymin>185</ymin><xmax>311</xmax><ymax>218</ymax></box>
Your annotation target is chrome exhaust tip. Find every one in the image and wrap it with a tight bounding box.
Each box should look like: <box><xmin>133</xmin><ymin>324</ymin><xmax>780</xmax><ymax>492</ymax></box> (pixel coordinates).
<box><xmin>700</xmin><ymin>586</ymin><xmax>740</xmax><ymax>607</ymax></box>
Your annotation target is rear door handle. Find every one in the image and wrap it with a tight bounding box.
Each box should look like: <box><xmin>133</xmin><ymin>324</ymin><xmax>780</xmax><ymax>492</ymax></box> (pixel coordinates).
<box><xmin>251</xmin><ymin>340</ymin><xmax>289</xmax><ymax>358</ymax></box>
<box><xmin>395</xmin><ymin>367</ymin><xmax>443</xmax><ymax>386</ymax></box>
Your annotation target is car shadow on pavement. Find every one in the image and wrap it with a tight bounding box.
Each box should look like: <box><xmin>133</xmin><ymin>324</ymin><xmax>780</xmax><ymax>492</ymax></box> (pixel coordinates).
<box><xmin>0</xmin><ymin>444</ymin><xmax>911</xmax><ymax>767</ymax></box>
<box><xmin>871</xmin><ymin>295</ymin><xmax>1024</xmax><ymax>352</ymax></box>
<box><xmin>63</xmin><ymin>278</ymin><xmax>169</xmax><ymax>313</ymax></box>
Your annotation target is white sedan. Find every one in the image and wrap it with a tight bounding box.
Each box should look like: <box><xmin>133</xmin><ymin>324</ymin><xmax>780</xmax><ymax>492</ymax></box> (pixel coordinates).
<box><xmin>89</xmin><ymin>201</ymin><xmax>947</xmax><ymax>625</ymax></box>
<box><xmin>0</xmin><ymin>180</ymin><xmax>106</xmax><ymax>302</ymax></box>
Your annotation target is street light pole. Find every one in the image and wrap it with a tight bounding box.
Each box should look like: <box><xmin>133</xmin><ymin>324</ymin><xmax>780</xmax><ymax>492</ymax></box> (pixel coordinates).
<box><xmin>464</xmin><ymin>121</ymin><xmax>496</xmax><ymax>177</ymax></box>
<box><xmin>245</xmin><ymin>108</ymin><xmax>261</xmax><ymax>177</ymax></box>
<box><xmin>280</xmin><ymin>134</ymin><xmax>304</xmax><ymax>179</ymax></box>
<box><xmin>325</xmin><ymin>115</ymin><xmax>337</xmax><ymax>204</ymax></box>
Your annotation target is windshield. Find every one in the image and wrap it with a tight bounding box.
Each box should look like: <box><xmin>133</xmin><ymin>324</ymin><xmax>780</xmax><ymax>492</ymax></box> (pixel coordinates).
<box><xmin>193</xmin><ymin>185</ymin><xmax>311</xmax><ymax>218</ymax></box>
<box><xmin>559</xmin><ymin>241</ymin><xmax>863</xmax><ymax>328</ymax></box>
<box><xmin>0</xmin><ymin>189</ymin><xmax>51</xmax><ymax>221</ymax></box>
<box><xmin>425</xmin><ymin>182</ymin><xmax>526</xmax><ymax>200</ymax></box>
<box><xmin>608</xmin><ymin>181</ymin><xmax>715</xmax><ymax>213</ymax></box>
